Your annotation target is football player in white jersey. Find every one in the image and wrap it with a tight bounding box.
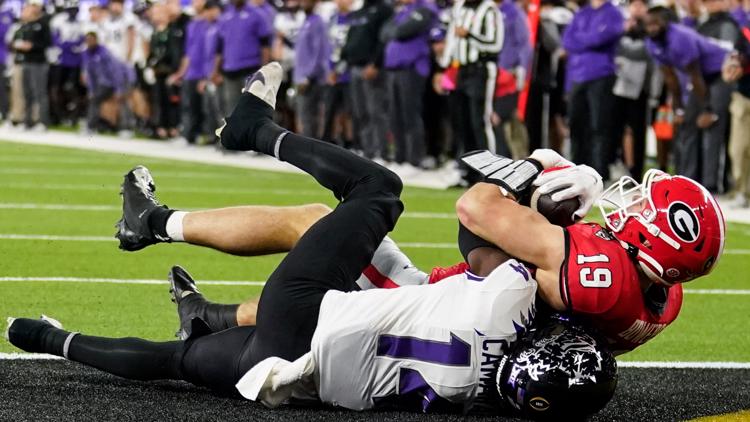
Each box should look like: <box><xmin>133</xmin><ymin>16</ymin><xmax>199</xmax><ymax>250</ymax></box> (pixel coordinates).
<box><xmin>7</xmin><ymin>62</ymin><xmax>617</xmax><ymax>419</ymax></box>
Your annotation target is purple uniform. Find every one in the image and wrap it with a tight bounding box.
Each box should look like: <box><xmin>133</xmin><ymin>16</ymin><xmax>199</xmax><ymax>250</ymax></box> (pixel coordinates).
<box><xmin>382</xmin><ymin>1</ymin><xmax>435</xmax><ymax>77</ymax></box>
<box><xmin>293</xmin><ymin>13</ymin><xmax>330</xmax><ymax>84</ymax></box>
<box><xmin>217</xmin><ymin>4</ymin><xmax>272</xmax><ymax>72</ymax></box>
<box><xmin>328</xmin><ymin>11</ymin><xmax>351</xmax><ymax>83</ymax></box>
<box><xmin>498</xmin><ymin>0</ymin><xmax>531</xmax><ymax>74</ymax></box>
<box><xmin>82</xmin><ymin>44</ymin><xmax>124</xmax><ymax>92</ymax></box>
<box><xmin>562</xmin><ymin>1</ymin><xmax>623</xmax><ymax>86</ymax></box>
<box><xmin>0</xmin><ymin>10</ymin><xmax>14</xmax><ymax>65</ymax></box>
<box><xmin>731</xmin><ymin>7</ymin><xmax>750</xmax><ymax>28</ymax></box>
<box><xmin>184</xmin><ymin>18</ymin><xmax>209</xmax><ymax>81</ymax></box>
<box><xmin>645</xmin><ymin>23</ymin><xmax>728</xmax><ymax>77</ymax></box>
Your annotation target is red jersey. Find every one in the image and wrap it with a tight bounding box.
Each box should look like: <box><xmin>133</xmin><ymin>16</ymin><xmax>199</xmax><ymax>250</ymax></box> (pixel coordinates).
<box><xmin>561</xmin><ymin>223</ymin><xmax>683</xmax><ymax>354</ymax></box>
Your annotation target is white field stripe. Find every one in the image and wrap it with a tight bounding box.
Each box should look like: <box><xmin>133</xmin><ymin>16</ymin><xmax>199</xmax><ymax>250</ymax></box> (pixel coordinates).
<box><xmin>0</xmin><ymin>352</ymin><xmax>748</xmax><ymax>368</ymax></box>
<box><xmin>1</xmin><ymin>234</ymin><xmax>749</xmax><ymax>258</ymax></box>
<box><xmin>0</xmin><ymin>182</ymin><xmax>325</xmax><ymax>197</ymax></box>
<box><xmin>617</xmin><ymin>361</ymin><xmax>750</xmax><ymax>369</ymax></box>
<box><xmin>0</xmin><ymin>167</ymin><xmax>280</xmax><ymax>181</ymax></box>
<box><xmin>0</xmin><ymin>202</ymin><xmax>456</xmax><ymax>219</ymax></box>
<box><xmin>0</xmin><ymin>276</ymin><xmax>748</xmax><ymax>296</ymax></box>
<box><xmin>0</xmin><ymin>277</ymin><xmax>265</xmax><ymax>286</ymax></box>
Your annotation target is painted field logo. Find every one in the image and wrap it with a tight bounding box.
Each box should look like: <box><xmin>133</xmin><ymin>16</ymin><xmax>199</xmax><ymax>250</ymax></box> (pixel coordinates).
<box><xmin>529</xmin><ymin>396</ymin><xmax>550</xmax><ymax>411</ymax></box>
<box><xmin>667</xmin><ymin>202</ymin><xmax>700</xmax><ymax>243</ymax></box>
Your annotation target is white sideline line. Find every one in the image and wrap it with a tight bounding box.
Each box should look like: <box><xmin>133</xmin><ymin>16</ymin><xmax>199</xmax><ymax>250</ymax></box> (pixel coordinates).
<box><xmin>0</xmin><ymin>182</ymin><xmax>326</xmax><ymax>197</ymax></box>
<box><xmin>1</xmin><ymin>234</ymin><xmax>750</xmax><ymax>257</ymax></box>
<box><xmin>617</xmin><ymin>361</ymin><xmax>750</xmax><ymax>369</ymax></box>
<box><xmin>0</xmin><ymin>276</ymin><xmax>748</xmax><ymax>295</ymax></box>
<box><xmin>0</xmin><ymin>203</ymin><xmax>456</xmax><ymax>219</ymax></box>
<box><xmin>0</xmin><ymin>277</ymin><xmax>265</xmax><ymax>286</ymax></box>
<box><xmin>0</xmin><ymin>352</ymin><xmax>748</xmax><ymax>368</ymax></box>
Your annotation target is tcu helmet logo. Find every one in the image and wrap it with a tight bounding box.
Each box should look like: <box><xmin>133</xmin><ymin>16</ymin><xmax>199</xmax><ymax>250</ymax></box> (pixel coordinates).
<box><xmin>667</xmin><ymin>202</ymin><xmax>700</xmax><ymax>243</ymax></box>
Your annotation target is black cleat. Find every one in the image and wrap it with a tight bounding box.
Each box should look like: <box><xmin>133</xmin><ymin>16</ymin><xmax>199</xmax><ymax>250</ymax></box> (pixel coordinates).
<box><xmin>115</xmin><ymin>166</ymin><xmax>170</xmax><ymax>251</ymax></box>
<box><xmin>216</xmin><ymin>62</ymin><xmax>283</xmax><ymax>152</ymax></box>
<box><xmin>169</xmin><ymin>265</ymin><xmax>201</xmax><ymax>340</ymax></box>
<box><xmin>5</xmin><ymin>315</ymin><xmax>64</xmax><ymax>354</ymax></box>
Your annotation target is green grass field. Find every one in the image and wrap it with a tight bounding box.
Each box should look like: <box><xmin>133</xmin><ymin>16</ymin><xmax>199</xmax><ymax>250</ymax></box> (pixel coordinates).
<box><xmin>1</xmin><ymin>139</ymin><xmax>748</xmax><ymax>362</ymax></box>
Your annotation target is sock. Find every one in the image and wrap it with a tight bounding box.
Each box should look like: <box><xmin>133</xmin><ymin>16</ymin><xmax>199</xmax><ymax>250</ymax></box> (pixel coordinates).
<box><xmin>178</xmin><ymin>294</ymin><xmax>239</xmax><ymax>332</ymax></box>
<box><xmin>148</xmin><ymin>206</ymin><xmax>175</xmax><ymax>240</ymax></box>
<box><xmin>7</xmin><ymin>318</ymin><xmax>72</xmax><ymax>357</ymax></box>
<box><xmin>165</xmin><ymin>211</ymin><xmax>187</xmax><ymax>242</ymax></box>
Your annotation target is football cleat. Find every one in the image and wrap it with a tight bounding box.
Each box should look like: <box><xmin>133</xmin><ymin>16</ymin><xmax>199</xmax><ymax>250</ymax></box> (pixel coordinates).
<box><xmin>115</xmin><ymin>166</ymin><xmax>170</xmax><ymax>251</ymax></box>
<box><xmin>169</xmin><ymin>265</ymin><xmax>201</xmax><ymax>340</ymax></box>
<box><xmin>217</xmin><ymin>62</ymin><xmax>283</xmax><ymax>151</ymax></box>
<box><xmin>4</xmin><ymin>317</ymin><xmax>15</xmax><ymax>341</ymax></box>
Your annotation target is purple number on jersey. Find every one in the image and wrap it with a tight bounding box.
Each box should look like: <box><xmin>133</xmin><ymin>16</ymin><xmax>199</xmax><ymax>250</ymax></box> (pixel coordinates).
<box><xmin>373</xmin><ymin>333</ymin><xmax>471</xmax><ymax>412</ymax></box>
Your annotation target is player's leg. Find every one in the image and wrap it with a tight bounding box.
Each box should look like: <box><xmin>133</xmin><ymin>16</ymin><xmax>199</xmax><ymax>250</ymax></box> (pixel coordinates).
<box><xmin>6</xmin><ymin>316</ymin><xmax>257</xmax><ymax>392</ymax></box>
<box><xmin>218</xmin><ymin>63</ymin><xmax>403</xmax><ymax>362</ymax></box>
<box><xmin>115</xmin><ymin>167</ymin><xmax>332</xmax><ymax>254</ymax></box>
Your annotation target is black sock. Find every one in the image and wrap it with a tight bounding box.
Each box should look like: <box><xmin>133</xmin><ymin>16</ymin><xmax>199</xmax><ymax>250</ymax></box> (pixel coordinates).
<box><xmin>7</xmin><ymin>319</ymin><xmax>69</xmax><ymax>356</ymax></box>
<box><xmin>147</xmin><ymin>206</ymin><xmax>174</xmax><ymax>239</ymax></box>
<box><xmin>67</xmin><ymin>334</ymin><xmax>182</xmax><ymax>380</ymax></box>
<box><xmin>178</xmin><ymin>294</ymin><xmax>239</xmax><ymax>332</ymax></box>
<box><xmin>221</xmin><ymin>93</ymin><xmax>277</xmax><ymax>152</ymax></box>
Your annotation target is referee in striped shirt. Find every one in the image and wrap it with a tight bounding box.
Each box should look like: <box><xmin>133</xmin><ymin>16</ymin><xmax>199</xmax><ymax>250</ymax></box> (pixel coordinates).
<box><xmin>440</xmin><ymin>0</ymin><xmax>503</xmax><ymax>168</ymax></box>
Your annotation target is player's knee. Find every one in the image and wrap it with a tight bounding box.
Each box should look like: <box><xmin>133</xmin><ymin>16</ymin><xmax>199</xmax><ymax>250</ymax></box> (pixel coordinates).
<box><xmin>372</xmin><ymin>167</ymin><xmax>403</xmax><ymax>198</ymax></box>
<box><xmin>306</xmin><ymin>203</ymin><xmax>333</xmax><ymax>218</ymax></box>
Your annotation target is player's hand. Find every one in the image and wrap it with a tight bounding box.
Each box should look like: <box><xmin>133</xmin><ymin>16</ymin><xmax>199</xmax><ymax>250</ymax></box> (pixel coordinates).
<box><xmin>528</xmin><ymin>148</ymin><xmax>573</xmax><ymax>170</ymax></box>
<box><xmin>533</xmin><ymin>164</ymin><xmax>603</xmax><ymax>220</ymax></box>
<box><xmin>455</xmin><ymin>26</ymin><xmax>469</xmax><ymax>38</ymax></box>
<box><xmin>696</xmin><ymin>111</ymin><xmax>718</xmax><ymax>129</ymax></box>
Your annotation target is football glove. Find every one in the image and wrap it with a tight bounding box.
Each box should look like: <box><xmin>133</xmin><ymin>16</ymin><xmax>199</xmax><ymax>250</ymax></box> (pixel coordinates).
<box><xmin>461</xmin><ymin>150</ymin><xmax>543</xmax><ymax>200</ymax></box>
<box><xmin>528</xmin><ymin>148</ymin><xmax>573</xmax><ymax>169</ymax></box>
<box><xmin>532</xmin><ymin>164</ymin><xmax>603</xmax><ymax>219</ymax></box>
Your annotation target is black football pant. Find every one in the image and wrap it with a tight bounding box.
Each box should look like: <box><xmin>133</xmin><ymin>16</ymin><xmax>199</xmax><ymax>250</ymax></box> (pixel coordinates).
<box><xmin>24</xmin><ymin>128</ymin><xmax>403</xmax><ymax>393</ymax></box>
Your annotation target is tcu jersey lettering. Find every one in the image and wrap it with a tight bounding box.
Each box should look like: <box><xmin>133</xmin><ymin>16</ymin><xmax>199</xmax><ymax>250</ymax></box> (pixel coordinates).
<box><xmin>238</xmin><ymin>260</ymin><xmax>536</xmax><ymax>413</ymax></box>
<box><xmin>561</xmin><ymin>223</ymin><xmax>683</xmax><ymax>354</ymax></box>
<box><xmin>312</xmin><ymin>260</ymin><xmax>536</xmax><ymax>412</ymax></box>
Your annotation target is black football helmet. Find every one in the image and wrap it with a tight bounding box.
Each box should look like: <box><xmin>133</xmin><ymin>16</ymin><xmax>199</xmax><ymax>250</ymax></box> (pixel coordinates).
<box><xmin>497</xmin><ymin>318</ymin><xmax>618</xmax><ymax>419</ymax></box>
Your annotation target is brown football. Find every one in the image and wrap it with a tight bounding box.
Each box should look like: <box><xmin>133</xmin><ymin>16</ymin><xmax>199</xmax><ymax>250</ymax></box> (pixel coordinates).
<box><xmin>529</xmin><ymin>186</ymin><xmax>581</xmax><ymax>227</ymax></box>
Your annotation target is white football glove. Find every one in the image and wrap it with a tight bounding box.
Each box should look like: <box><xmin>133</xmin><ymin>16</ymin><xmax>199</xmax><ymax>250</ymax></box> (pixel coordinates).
<box><xmin>528</xmin><ymin>148</ymin><xmax>573</xmax><ymax>170</ymax></box>
<box><xmin>532</xmin><ymin>164</ymin><xmax>604</xmax><ymax>220</ymax></box>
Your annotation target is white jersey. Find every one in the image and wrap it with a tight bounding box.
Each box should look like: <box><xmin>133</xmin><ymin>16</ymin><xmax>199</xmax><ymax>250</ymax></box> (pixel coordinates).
<box><xmin>237</xmin><ymin>260</ymin><xmax>537</xmax><ymax>413</ymax></box>
<box><xmin>101</xmin><ymin>12</ymin><xmax>137</xmax><ymax>63</ymax></box>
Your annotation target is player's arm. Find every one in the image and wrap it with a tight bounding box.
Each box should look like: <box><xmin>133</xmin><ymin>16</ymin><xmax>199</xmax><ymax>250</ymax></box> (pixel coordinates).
<box><xmin>456</xmin><ymin>183</ymin><xmax>566</xmax><ymax>310</ymax></box>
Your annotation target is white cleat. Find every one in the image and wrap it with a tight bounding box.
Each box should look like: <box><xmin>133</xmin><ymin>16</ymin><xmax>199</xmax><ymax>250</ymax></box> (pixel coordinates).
<box><xmin>40</xmin><ymin>314</ymin><xmax>63</xmax><ymax>329</ymax></box>
<box><xmin>241</xmin><ymin>62</ymin><xmax>283</xmax><ymax>110</ymax></box>
<box><xmin>5</xmin><ymin>317</ymin><xmax>16</xmax><ymax>341</ymax></box>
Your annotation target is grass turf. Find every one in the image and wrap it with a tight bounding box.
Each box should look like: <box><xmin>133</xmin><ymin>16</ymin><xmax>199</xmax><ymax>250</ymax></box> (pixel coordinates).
<box><xmin>0</xmin><ymin>139</ymin><xmax>749</xmax><ymax>363</ymax></box>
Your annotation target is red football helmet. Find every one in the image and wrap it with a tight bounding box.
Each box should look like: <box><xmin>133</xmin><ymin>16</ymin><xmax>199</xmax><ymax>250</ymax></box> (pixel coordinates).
<box><xmin>597</xmin><ymin>169</ymin><xmax>725</xmax><ymax>285</ymax></box>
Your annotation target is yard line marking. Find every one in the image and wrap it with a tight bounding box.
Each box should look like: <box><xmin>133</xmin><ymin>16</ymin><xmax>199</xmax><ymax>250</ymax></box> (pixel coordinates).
<box><xmin>617</xmin><ymin>361</ymin><xmax>750</xmax><ymax>369</ymax></box>
<box><xmin>0</xmin><ymin>353</ymin><xmax>63</xmax><ymax>360</ymax></box>
<box><xmin>0</xmin><ymin>276</ymin><xmax>748</xmax><ymax>295</ymax></box>
<box><xmin>0</xmin><ymin>203</ymin><xmax>120</xmax><ymax>211</ymax></box>
<box><xmin>0</xmin><ymin>182</ymin><xmax>325</xmax><ymax>197</ymax></box>
<box><xmin>1</xmin><ymin>234</ymin><xmax>750</xmax><ymax>257</ymax></box>
<box><xmin>0</xmin><ymin>168</ymin><xmax>274</xmax><ymax>181</ymax></box>
<box><xmin>0</xmin><ymin>277</ymin><xmax>265</xmax><ymax>286</ymax></box>
<box><xmin>682</xmin><ymin>289</ymin><xmax>750</xmax><ymax>295</ymax></box>
<box><xmin>0</xmin><ymin>203</ymin><xmax>456</xmax><ymax>219</ymax></box>
<box><xmin>1</xmin><ymin>352</ymin><xmax>749</xmax><ymax>367</ymax></box>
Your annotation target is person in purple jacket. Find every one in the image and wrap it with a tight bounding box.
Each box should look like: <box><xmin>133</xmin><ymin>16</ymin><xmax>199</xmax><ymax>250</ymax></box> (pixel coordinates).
<box><xmin>495</xmin><ymin>0</ymin><xmax>531</xmax><ymax>160</ymax></box>
<box><xmin>322</xmin><ymin>0</ymin><xmax>353</xmax><ymax>147</ymax></box>
<box><xmin>0</xmin><ymin>2</ymin><xmax>15</xmax><ymax>122</ymax></box>
<box><xmin>211</xmin><ymin>0</ymin><xmax>272</xmax><ymax>115</ymax></box>
<box><xmin>381</xmin><ymin>0</ymin><xmax>436</xmax><ymax>170</ymax></box>
<box><xmin>170</xmin><ymin>0</ymin><xmax>222</xmax><ymax>144</ymax></box>
<box><xmin>562</xmin><ymin>0</ymin><xmax>623</xmax><ymax>181</ymax></box>
<box><xmin>81</xmin><ymin>31</ymin><xmax>125</xmax><ymax>132</ymax></box>
<box><xmin>49</xmin><ymin>0</ymin><xmax>85</xmax><ymax>126</ymax></box>
<box><xmin>644</xmin><ymin>6</ymin><xmax>732</xmax><ymax>192</ymax></box>
<box><xmin>293</xmin><ymin>0</ymin><xmax>330</xmax><ymax>138</ymax></box>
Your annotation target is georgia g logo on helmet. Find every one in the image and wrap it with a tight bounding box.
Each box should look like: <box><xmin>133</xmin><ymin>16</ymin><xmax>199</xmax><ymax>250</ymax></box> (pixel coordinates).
<box><xmin>667</xmin><ymin>202</ymin><xmax>700</xmax><ymax>243</ymax></box>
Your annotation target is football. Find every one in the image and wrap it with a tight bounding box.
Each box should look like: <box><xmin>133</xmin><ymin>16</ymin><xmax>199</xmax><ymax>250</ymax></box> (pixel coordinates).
<box><xmin>529</xmin><ymin>185</ymin><xmax>581</xmax><ymax>227</ymax></box>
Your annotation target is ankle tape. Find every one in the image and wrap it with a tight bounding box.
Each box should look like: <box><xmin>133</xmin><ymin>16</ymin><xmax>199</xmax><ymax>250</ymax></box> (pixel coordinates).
<box><xmin>274</xmin><ymin>131</ymin><xmax>289</xmax><ymax>160</ymax></box>
<box><xmin>63</xmin><ymin>332</ymin><xmax>79</xmax><ymax>359</ymax></box>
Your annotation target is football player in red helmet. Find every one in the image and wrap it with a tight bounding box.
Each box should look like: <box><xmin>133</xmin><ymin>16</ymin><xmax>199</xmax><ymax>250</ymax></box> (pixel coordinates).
<box><xmin>458</xmin><ymin>154</ymin><xmax>726</xmax><ymax>354</ymax></box>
